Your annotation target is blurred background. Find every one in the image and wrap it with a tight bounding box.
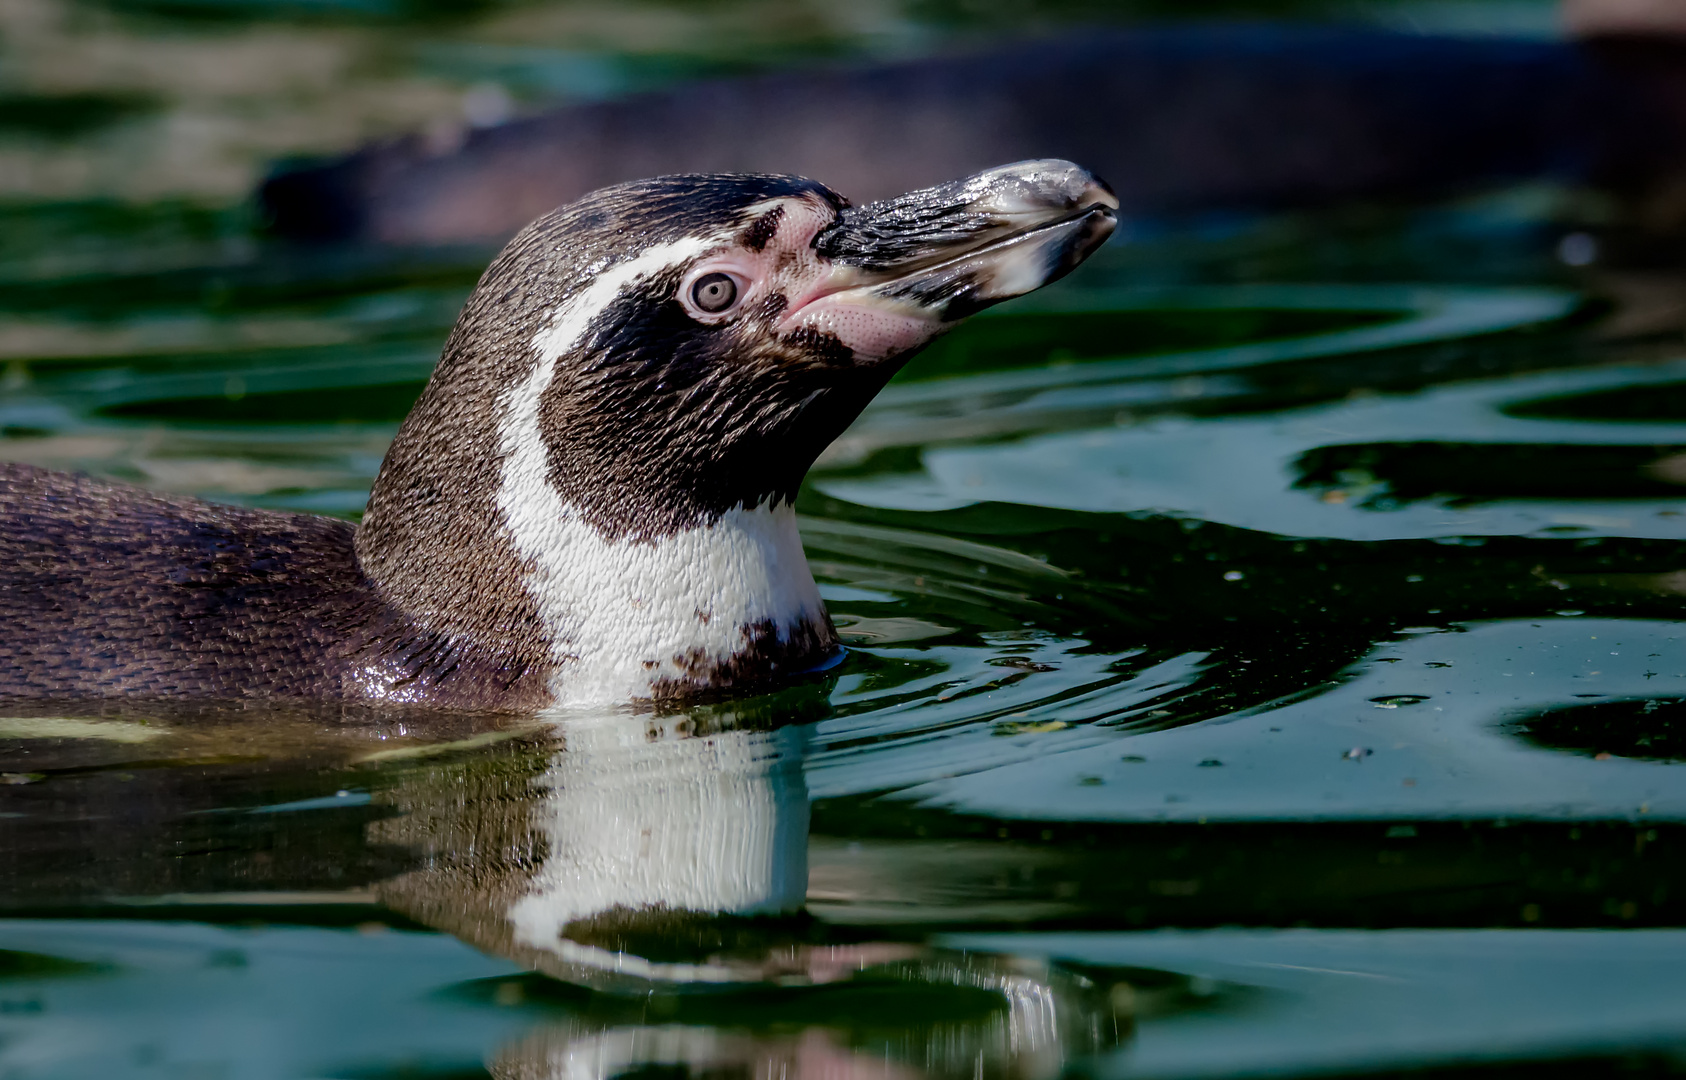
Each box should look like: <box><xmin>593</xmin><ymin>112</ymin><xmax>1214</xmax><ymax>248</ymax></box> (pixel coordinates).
<box><xmin>0</xmin><ymin>0</ymin><xmax>1573</xmax><ymax>206</ymax></box>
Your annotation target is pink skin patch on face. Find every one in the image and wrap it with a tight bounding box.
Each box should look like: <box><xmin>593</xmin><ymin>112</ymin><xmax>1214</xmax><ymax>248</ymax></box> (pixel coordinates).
<box><xmin>678</xmin><ymin>195</ymin><xmax>946</xmax><ymax>365</ymax></box>
<box><xmin>780</xmin><ymin>291</ymin><xmax>942</xmax><ymax>365</ymax></box>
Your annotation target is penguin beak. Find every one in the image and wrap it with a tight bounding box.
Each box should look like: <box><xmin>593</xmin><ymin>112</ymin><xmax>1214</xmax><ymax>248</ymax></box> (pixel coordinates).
<box><xmin>780</xmin><ymin>159</ymin><xmax>1118</xmax><ymax>361</ymax></box>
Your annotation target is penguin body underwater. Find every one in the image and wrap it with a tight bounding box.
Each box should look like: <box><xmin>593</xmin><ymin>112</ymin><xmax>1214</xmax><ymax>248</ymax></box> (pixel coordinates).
<box><xmin>0</xmin><ymin>161</ymin><xmax>1117</xmax><ymax>709</ymax></box>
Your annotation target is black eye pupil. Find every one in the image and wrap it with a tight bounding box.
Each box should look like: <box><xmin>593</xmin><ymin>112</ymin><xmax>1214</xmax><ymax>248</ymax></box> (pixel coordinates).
<box><xmin>691</xmin><ymin>273</ymin><xmax>737</xmax><ymax>313</ymax></box>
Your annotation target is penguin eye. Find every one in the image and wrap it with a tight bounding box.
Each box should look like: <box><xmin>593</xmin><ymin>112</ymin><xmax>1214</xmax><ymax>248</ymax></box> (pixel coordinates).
<box><xmin>690</xmin><ymin>272</ymin><xmax>739</xmax><ymax>314</ymax></box>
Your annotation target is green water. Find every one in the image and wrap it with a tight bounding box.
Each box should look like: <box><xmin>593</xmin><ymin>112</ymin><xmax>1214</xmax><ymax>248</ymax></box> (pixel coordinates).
<box><xmin>5</xmin><ymin>188</ymin><xmax>1686</xmax><ymax>1079</ymax></box>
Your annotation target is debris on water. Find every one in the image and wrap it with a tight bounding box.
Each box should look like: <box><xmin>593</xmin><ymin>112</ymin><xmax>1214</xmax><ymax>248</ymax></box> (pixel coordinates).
<box><xmin>1556</xmin><ymin>610</ymin><xmax>1586</xmax><ymax>617</ymax></box>
<box><xmin>1385</xmin><ymin>825</ymin><xmax>1417</xmax><ymax>838</ymax></box>
<box><xmin>993</xmin><ymin>718</ymin><xmax>1069</xmax><ymax>736</ymax></box>
<box><xmin>1223</xmin><ymin>570</ymin><xmax>1245</xmax><ymax>581</ymax></box>
<box><xmin>1371</xmin><ymin>695</ymin><xmax>1431</xmax><ymax>708</ymax></box>
<box><xmin>989</xmin><ymin>656</ymin><xmax>1060</xmax><ymax>672</ymax></box>
<box><xmin>0</xmin><ymin>773</ymin><xmax>43</xmax><ymax>785</ymax></box>
<box><xmin>1198</xmin><ymin>759</ymin><xmax>1224</xmax><ymax>767</ymax></box>
<box><xmin>1343</xmin><ymin>747</ymin><xmax>1374</xmax><ymax>761</ymax></box>
<box><xmin>1079</xmin><ymin>775</ymin><xmax>1105</xmax><ymax>786</ymax></box>
<box><xmin>1121</xmin><ymin>755</ymin><xmax>1147</xmax><ymax>763</ymax></box>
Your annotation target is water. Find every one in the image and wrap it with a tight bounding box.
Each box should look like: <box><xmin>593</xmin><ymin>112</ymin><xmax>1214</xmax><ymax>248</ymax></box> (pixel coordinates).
<box><xmin>4</xmin><ymin>189</ymin><xmax>1685</xmax><ymax>1078</ymax></box>
<box><xmin>8</xmin><ymin>10</ymin><xmax>1686</xmax><ymax>1076</ymax></box>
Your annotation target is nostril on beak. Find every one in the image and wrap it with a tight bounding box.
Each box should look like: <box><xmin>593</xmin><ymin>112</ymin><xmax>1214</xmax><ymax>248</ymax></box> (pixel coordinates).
<box><xmin>1073</xmin><ymin>203</ymin><xmax>1119</xmax><ymax>259</ymax></box>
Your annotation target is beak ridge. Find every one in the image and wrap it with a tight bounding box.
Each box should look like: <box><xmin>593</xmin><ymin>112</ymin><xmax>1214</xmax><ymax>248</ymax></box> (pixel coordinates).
<box><xmin>813</xmin><ymin>159</ymin><xmax>1117</xmax><ymax>322</ymax></box>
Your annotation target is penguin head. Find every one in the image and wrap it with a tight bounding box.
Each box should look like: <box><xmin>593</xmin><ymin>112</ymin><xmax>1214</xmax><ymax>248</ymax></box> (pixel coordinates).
<box><xmin>396</xmin><ymin>160</ymin><xmax>1115</xmax><ymax>543</ymax></box>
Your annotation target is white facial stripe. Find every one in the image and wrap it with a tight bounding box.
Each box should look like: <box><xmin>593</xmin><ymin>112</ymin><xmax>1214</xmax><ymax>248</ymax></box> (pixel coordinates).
<box><xmin>736</xmin><ymin>196</ymin><xmax>794</xmax><ymax>218</ymax></box>
<box><xmin>496</xmin><ymin>235</ymin><xmax>828</xmax><ymax>706</ymax></box>
<box><xmin>528</xmin><ymin>237</ymin><xmax>713</xmax><ymax>365</ymax></box>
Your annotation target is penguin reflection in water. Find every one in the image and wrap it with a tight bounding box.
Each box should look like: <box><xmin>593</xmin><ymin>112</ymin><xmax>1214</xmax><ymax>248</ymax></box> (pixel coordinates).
<box><xmin>374</xmin><ymin>708</ymin><xmax>1135</xmax><ymax>1080</ymax></box>
<box><xmin>0</xmin><ymin>161</ymin><xmax>1115</xmax><ymax>708</ymax></box>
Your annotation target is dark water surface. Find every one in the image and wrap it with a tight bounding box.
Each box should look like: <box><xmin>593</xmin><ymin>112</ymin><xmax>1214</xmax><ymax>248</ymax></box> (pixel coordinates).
<box><xmin>5</xmin><ymin>182</ymin><xmax>1686</xmax><ymax>1080</ymax></box>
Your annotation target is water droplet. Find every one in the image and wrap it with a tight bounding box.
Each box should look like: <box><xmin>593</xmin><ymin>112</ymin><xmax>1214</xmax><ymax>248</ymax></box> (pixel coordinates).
<box><xmin>1557</xmin><ymin>231</ymin><xmax>1598</xmax><ymax>267</ymax></box>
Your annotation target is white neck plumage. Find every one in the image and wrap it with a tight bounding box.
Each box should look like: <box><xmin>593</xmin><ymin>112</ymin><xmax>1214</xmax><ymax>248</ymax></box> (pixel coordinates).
<box><xmin>516</xmin><ymin>497</ymin><xmax>829</xmax><ymax>706</ymax></box>
<box><xmin>494</xmin><ymin>239</ymin><xmax>830</xmax><ymax>707</ymax></box>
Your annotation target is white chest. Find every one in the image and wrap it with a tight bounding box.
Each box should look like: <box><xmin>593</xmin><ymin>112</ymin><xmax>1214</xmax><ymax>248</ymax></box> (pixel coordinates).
<box><xmin>503</xmin><ymin>492</ymin><xmax>827</xmax><ymax>705</ymax></box>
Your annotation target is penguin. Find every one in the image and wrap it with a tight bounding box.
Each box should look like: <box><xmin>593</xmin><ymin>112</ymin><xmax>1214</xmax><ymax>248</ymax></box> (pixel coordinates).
<box><xmin>0</xmin><ymin>160</ymin><xmax>1116</xmax><ymax>710</ymax></box>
